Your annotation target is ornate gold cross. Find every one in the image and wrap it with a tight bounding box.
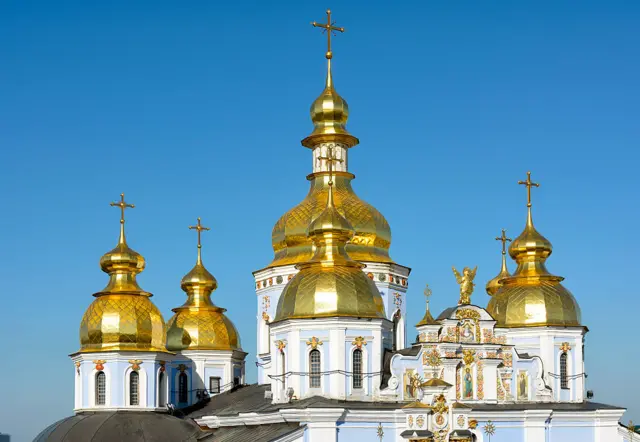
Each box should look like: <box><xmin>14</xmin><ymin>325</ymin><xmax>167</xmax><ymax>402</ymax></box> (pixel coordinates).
<box><xmin>110</xmin><ymin>193</ymin><xmax>134</xmax><ymax>224</ymax></box>
<box><xmin>318</xmin><ymin>145</ymin><xmax>343</xmax><ymax>184</ymax></box>
<box><xmin>495</xmin><ymin>229</ymin><xmax>512</xmax><ymax>255</ymax></box>
<box><xmin>518</xmin><ymin>171</ymin><xmax>539</xmax><ymax>208</ymax></box>
<box><xmin>312</xmin><ymin>9</ymin><xmax>345</xmax><ymax>59</ymax></box>
<box><xmin>189</xmin><ymin>217</ymin><xmax>210</xmax><ymax>250</ymax></box>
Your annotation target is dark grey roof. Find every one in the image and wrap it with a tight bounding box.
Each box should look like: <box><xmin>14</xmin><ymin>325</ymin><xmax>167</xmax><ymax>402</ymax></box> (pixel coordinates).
<box><xmin>187</xmin><ymin>384</ymin><xmax>405</xmax><ymax>419</ymax></box>
<box><xmin>205</xmin><ymin>423</ymin><xmax>304</xmax><ymax>442</ymax></box>
<box><xmin>187</xmin><ymin>385</ymin><xmax>625</xmax><ymax>420</ymax></box>
<box><xmin>400</xmin><ymin>429</ymin><xmax>433</xmax><ymax>438</ymax></box>
<box><xmin>34</xmin><ymin>411</ymin><xmax>203</xmax><ymax>442</ymax></box>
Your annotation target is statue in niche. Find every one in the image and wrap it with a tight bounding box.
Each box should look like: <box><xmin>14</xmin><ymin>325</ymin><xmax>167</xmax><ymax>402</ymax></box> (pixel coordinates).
<box><xmin>518</xmin><ymin>371</ymin><xmax>529</xmax><ymax>400</ymax></box>
<box><xmin>463</xmin><ymin>367</ymin><xmax>473</xmax><ymax>399</ymax></box>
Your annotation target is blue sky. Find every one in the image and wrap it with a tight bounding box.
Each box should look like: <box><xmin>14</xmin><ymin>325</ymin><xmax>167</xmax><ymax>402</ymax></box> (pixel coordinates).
<box><xmin>1</xmin><ymin>1</ymin><xmax>638</xmax><ymax>440</ymax></box>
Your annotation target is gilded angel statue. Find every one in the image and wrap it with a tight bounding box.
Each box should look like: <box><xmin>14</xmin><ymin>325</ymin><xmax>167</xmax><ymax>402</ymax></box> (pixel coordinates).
<box><xmin>452</xmin><ymin>266</ymin><xmax>478</xmax><ymax>305</ymax></box>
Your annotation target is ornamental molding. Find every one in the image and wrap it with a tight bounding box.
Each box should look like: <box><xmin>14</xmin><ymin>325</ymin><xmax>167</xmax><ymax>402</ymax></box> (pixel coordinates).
<box><xmin>306</xmin><ymin>336</ymin><xmax>323</xmax><ymax>349</ymax></box>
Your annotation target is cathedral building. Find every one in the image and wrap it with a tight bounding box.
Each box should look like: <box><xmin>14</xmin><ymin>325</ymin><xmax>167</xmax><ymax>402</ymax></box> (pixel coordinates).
<box><xmin>36</xmin><ymin>9</ymin><xmax>638</xmax><ymax>442</ymax></box>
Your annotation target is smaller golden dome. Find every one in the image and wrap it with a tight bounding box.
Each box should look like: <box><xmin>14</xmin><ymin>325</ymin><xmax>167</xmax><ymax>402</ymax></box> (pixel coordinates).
<box><xmin>301</xmin><ymin>58</ymin><xmax>358</xmax><ymax>148</ymax></box>
<box><xmin>274</xmin><ymin>179</ymin><xmax>386</xmax><ymax>322</ymax></box>
<box><xmin>165</xmin><ymin>218</ymin><xmax>241</xmax><ymax>352</ymax></box>
<box><xmin>416</xmin><ymin>284</ymin><xmax>439</xmax><ymax>326</ymax></box>
<box><xmin>486</xmin><ymin>230</ymin><xmax>512</xmax><ymax>296</ymax></box>
<box><xmin>78</xmin><ymin>194</ymin><xmax>168</xmax><ymax>353</ymax></box>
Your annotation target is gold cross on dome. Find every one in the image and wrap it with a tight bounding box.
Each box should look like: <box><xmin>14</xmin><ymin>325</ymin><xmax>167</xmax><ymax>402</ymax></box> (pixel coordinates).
<box><xmin>110</xmin><ymin>193</ymin><xmax>134</xmax><ymax>224</ymax></box>
<box><xmin>318</xmin><ymin>145</ymin><xmax>343</xmax><ymax>184</ymax></box>
<box><xmin>518</xmin><ymin>171</ymin><xmax>540</xmax><ymax>208</ymax></box>
<box><xmin>312</xmin><ymin>9</ymin><xmax>345</xmax><ymax>59</ymax></box>
<box><xmin>495</xmin><ymin>229</ymin><xmax>512</xmax><ymax>255</ymax></box>
<box><xmin>189</xmin><ymin>217</ymin><xmax>210</xmax><ymax>250</ymax></box>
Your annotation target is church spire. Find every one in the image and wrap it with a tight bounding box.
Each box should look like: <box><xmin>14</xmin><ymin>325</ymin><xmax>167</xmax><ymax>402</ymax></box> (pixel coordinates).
<box><xmin>416</xmin><ymin>284</ymin><xmax>438</xmax><ymax>326</ymax></box>
<box><xmin>178</xmin><ymin>217</ymin><xmax>218</xmax><ymax>309</ymax></box>
<box><xmin>302</xmin><ymin>9</ymin><xmax>359</xmax><ymax>149</ymax></box>
<box><xmin>486</xmin><ymin>229</ymin><xmax>512</xmax><ymax>296</ymax></box>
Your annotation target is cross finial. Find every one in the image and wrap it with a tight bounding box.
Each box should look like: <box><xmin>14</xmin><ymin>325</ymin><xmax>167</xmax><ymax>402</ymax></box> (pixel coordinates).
<box><xmin>189</xmin><ymin>217</ymin><xmax>210</xmax><ymax>265</ymax></box>
<box><xmin>317</xmin><ymin>145</ymin><xmax>343</xmax><ymax>185</ymax></box>
<box><xmin>110</xmin><ymin>193</ymin><xmax>134</xmax><ymax>244</ymax></box>
<box><xmin>312</xmin><ymin>9</ymin><xmax>345</xmax><ymax>60</ymax></box>
<box><xmin>423</xmin><ymin>284</ymin><xmax>433</xmax><ymax>311</ymax></box>
<box><xmin>518</xmin><ymin>171</ymin><xmax>540</xmax><ymax>208</ymax></box>
<box><xmin>495</xmin><ymin>229</ymin><xmax>512</xmax><ymax>255</ymax></box>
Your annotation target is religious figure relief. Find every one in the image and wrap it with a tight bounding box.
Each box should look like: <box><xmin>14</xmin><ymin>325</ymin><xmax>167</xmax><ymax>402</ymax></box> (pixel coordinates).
<box><xmin>517</xmin><ymin>371</ymin><xmax>529</xmax><ymax>401</ymax></box>
<box><xmin>460</xmin><ymin>321</ymin><xmax>474</xmax><ymax>342</ymax></box>
<box><xmin>452</xmin><ymin>266</ymin><xmax>478</xmax><ymax>305</ymax></box>
<box><xmin>463</xmin><ymin>367</ymin><xmax>474</xmax><ymax>399</ymax></box>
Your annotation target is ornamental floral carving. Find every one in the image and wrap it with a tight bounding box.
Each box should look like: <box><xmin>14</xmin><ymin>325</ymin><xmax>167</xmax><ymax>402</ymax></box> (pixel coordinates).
<box><xmin>419</xmin><ymin>332</ymin><xmax>427</xmax><ymax>342</ymax></box>
<box><xmin>482</xmin><ymin>328</ymin><xmax>494</xmax><ymax>343</ymax></box>
<box><xmin>456</xmin><ymin>415</ymin><xmax>465</xmax><ymax>427</ymax></box>
<box><xmin>445</xmin><ymin>351</ymin><xmax>457</xmax><ymax>358</ymax></box>
<box><xmin>275</xmin><ymin>340</ymin><xmax>286</xmax><ymax>353</ymax></box>
<box><xmin>463</xmin><ymin>349</ymin><xmax>476</xmax><ymax>366</ymax></box>
<box><xmin>352</xmin><ymin>336</ymin><xmax>367</xmax><ymax>349</ymax></box>
<box><xmin>128</xmin><ymin>360</ymin><xmax>143</xmax><ymax>371</ymax></box>
<box><xmin>306</xmin><ymin>336</ymin><xmax>323</xmax><ymax>349</ymax></box>
<box><xmin>93</xmin><ymin>360</ymin><xmax>106</xmax><ymax>371</ymax></box>
<box><xmin>423</xmin><ymin>347</ymin><xmax>442</xmax><ymax>368</ymax></box>
<box><xmin>477</xmin><ymin>360</ymin><xmax>484</xmax><ymax>400</ymax></box>
<box><xmin>560</xmin><ymin>342</ymin><xmax>572</xmax><ymax>352</ymax></box>
<box><xmin>497</xmin><ymin>373</ymin><xmax>505</xmax><ymax>401</ymax></box>
<box><xmin>408</xmin><ymin>415</ymin><xmax>414</xmax><ymax>428</ymax></box>
<box><xmin>416</xmin><ymin>415</ymin><xmax>425</xmax><ymax>428</ymax></box>
<box><xmin>262</xmin><ymin>295</ymin><xmax>270</xmax><ymax>310</ymax></box>
<box><xmin>428</xmin><ymin>332</ymin><xmax>438</xmax><ymax>342</ymax></box>
<box><xmin>262</xmin><ymin>311</ymin><xmax>270</xmax><ymax>322</ymax></box>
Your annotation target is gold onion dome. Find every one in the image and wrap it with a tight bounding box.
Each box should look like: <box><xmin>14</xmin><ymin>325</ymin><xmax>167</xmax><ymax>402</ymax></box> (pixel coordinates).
<box><xmin>274</xmin><ymin>169</ymin><xmax>386</xmax><ymax>322</ymax></box>
<box><xmin>487</xmin><ymin>173</ymin><xmax>582</xmax><ymax>327</ymax></box>
<box><xmin>79</xmin><ymin>194</ymin><xmax>168</xmax><ymax>353</ymax></box>
<box><xmin>166</xmin><ymin>218</ymin><xmax>240</xmax><ymax>351</ymax></box>
<box><xmin>486</xmin><ymin>230</ymin><xmax>512</xmax><ymax>296</ymax></box>
<box><xmin>269</xmin><ymin>11</ymin><xmax>391</xmax><ymax>268</ymax></box>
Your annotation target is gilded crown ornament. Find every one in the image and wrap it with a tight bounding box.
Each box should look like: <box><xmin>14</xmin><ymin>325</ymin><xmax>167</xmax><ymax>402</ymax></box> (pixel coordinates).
<box><xmin>452</xmin><ymin>266</ymin><xmax>478</xmax><ymax>305</ymax></box>
<box><xmin>306</xmin><ymin>336</ymin><xmax>323</xmax><ymax>349</ymax></box>
<box><xmin>352</xmin><ymin>336</ymin><xmax>367</xmax><ymax>348</ymax></box>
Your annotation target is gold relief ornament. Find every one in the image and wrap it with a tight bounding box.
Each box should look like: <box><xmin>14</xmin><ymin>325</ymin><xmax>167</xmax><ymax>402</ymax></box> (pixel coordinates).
<box><xmin>424</xmin><ymin>347</ymin><xmax>442</xmax><ymax>368</ymax></box>
<box><xmin>262</xmin><ymin>311</ymin><xmax>270</xmax><ymax>322</ymax></box>
<box><xmin>393</xmin><ymin>292</ymin><xmax>403</xmax><ymax>308</ymax></box>
<box><xmin>452</xmin><ymin>266</ymin><xmax>478</xmax><ymax>305</ymax></box>
<box><xmin>75</xmin><ymin>362</ymin><xmax>81</xmax><ymax>374</ymax></box>
<box><xmin>93</xmin><ymin>360</ymin><xmax>106</xmax><ymax>371</ymax></box>
<box><xmin>306</xmin><ymin>336</ymin><xmax>323</xmax><ymax>349</ymax></box>
<box><xmin>275</xmin><ymin>340</ymin><xmax>287</xmax><ymax>353</ymax></box>
<box><xmin>477</xmin><ymin>360</ymin><xmax>485</xmax><ymax>400</ymax></box>
<box><xmin>560</xmin><ymin>342</ymin><xmax>572</xmax><ymax>352</ymax></box>
<box><xmin>159</xmin><ymin>361</ymin><xmax>166</xmax><ymax>372</ymax></box>
<box><xmin>432</xmin><ymin>394</ymin><xmax>449</xmax><ymax>414</ymax></box>
<box><xmin>463</xmin><ymin>349</ymin><xmax>476</xmax><ymax>366</ymax></box>
<box><xmin>484</xmin><ymin>420</ymin><xmax>496</xmax><ymax>436</ymax></box>
<box><xmin>416</xmin><ymin>415</ymin><xmax>425</xmax><ymax>428</ymax></box>
<box><xmin>128</xmin><ymin>360</ymin><xmax>143</xmax><ymax>371</ymax></box>
<box><xmin>469</xmin><ymin>419</ymin><xmax>478</xmax><ymax>430</ymax></box>
<box><xmin>352</xmin><ymin>336</ymin><xmax>367</xmax><ymax>348</ymax></box>
<box><xmin>456</xmin><ymin>415</ymin><xmax>465</xmax><ymax>427</ymax></box>
<box><xmin>408</xmin><ymin>415</ymin><xmax>414</xmax><ymax>428</ymax></box>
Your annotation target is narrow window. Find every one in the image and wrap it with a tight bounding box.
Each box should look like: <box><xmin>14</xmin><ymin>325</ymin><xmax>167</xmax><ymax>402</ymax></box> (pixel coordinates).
<box><xmin>353</xmin><ymin>349</ymin><xmax>363</xmax><ymax>389</ymax></box>
<box><xmin>95</xmin><ymin>371</ymin><xmax>106</xmax><ymax>405</ymax></box>
<box><xmin>209</xmin><ymin>377</ymin><xmax>221</xmax><ymax>394</ymax></box>
<box><xmin>560</xmin><ymin>352</ymin><xmax>568</xmax><ymax>389</ymax></box>
<box><xmin>309</xmin><ymin>349</ymin><xmax>321</xmax><ymax>388</ymax></box>
<box><xmin>393</xmin><ymin>313</ymin><xmax>400</xmax><ymax>351</ymax></box>
<box><xmin>281</xmin><ymin>351</ymin><xmax>286</xmax><ymax>377</ymax></box>
<box><xmin>130</xmin><ymin>371</ymin><xmax>139</xmax><ymax>406</ymax></box>
<box><xmin>158</xmin><ymin>372</ymin><xmax>166</xmax><ymax>407</ymax></box>
<box><xmin>178</xmin><ymin>372</ymin><xmax>188</xmax><ymax>403</ymax></box>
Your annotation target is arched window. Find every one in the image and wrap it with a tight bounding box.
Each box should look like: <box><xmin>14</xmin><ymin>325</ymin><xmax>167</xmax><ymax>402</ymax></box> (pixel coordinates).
<box><xmin>95</xmin><ymin>371</ymin><xmax>106</xmax><ymax>405</ymax></box>
<box><xmin>560</xmin><ymin>352</ymin><xmax>568</xmax><ymax>389</ymax></box>
<box><xmin>353</xmin><ymin>349</ymin><xmax>363</xmax><ymax>389</ymax></box>
<box><xmin>309</xmin><ymin>349</ymin><xmax>321</xmax><ymax>388</ymax></box>
<box><xmin>130</xmin><ymin>371</ymin><xmax>139</xmax><ymax>406</ymax></box>
<box><xmin>178</xmin><ymin>372</ymin><xmax>188</xmax><ymax>403</ymax></box>
<box><xmin>158</xmin><ymin>372</ymin><xmax>166</xmax><ymax>407</ymax></box>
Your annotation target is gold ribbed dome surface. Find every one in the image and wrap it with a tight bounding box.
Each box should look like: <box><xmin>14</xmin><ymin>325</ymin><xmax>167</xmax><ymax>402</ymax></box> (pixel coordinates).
<box><xmin>79</xmin><ymin>194</ymin><xmax>169</xmax><ymax>353</ymax></box>
<box><xmin>487</xmin><ymin>175</ymin><xmax>581</xmax><ymax>327</ymax></box>
<box><xmin>166</xmin><ymin>219</ymin><xmax>241</xmax><ymax>351</ymax></box>
<box><xmin>270</xmin><ymin>172</ymin><xmax>392</xmax><ymax>267</ymax></box>
<box><xmin>274</xmin><ymin>174</ymin><xmax>386</xmax><ymax>321</ymax></box>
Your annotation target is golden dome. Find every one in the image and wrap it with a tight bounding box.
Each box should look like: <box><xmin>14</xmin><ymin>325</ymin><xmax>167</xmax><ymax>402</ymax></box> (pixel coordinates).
<box><xmin>166</xmin><ymin>219</ymin><xmax>241</xmax><ymax>351</ymax></box>
<box><xmin>486</xmin><ymin>230</ymin><xmax>512</xmax><ymax>296</ymax></box>
<box><xmin>79</xmin><ymin>194</ymin><xmax>168</xmax><ymax>353</ymax></box>
<box><xmin>487</xmin><ymin>175</ymin><xmax>581</xmax><ymax>327</ymax></box>
<box><xmin>274</xmin><ymin>178</ymin><xmax>386</xmax><ymax>322</ymax></box>
<box><xmin>269</xmin><ymin>172</ymin><xmax>393</xmax><ymax>267</ymax></box>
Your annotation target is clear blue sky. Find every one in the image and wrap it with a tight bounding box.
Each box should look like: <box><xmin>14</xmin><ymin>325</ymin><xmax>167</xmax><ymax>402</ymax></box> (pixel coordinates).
<box><xmin>1</xmin><ymin>1</ymin><xmax>638</xmax><ymax>440</ymax></box>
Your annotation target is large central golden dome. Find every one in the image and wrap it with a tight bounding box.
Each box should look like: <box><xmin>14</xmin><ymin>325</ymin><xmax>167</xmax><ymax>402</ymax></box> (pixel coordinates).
<box><xmin>270</xmin><ymin>172</ymin><xmax>392</xmax><ymax>267</ymax></box>
<box><xmin>274</xmin><ymin>172</ymin><xmax>386</xmax><ymax>321</ymax></box>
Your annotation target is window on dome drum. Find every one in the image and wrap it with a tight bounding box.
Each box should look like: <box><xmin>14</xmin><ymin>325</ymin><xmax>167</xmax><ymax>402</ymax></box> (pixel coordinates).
<box><xmin>130</xmin><ymin>371</ymin><xmax>139</xmax><ymax>406</ymax></box>
<box><xmin>178</xmin><ymin>372</ymin><xmax>188</xmax><ymax>403</ymax></box>
<box><xmin>560</xmin><ymin>352</ymin><xmax>569</xmax><ymax>389</ymax></box>
<box><xmin>209</xmin><ymin>377</ymin><xmax>221</xmax><ymax>394</ymax></box>
<box><xmin>353</xmin><ymin>349</ymin><xmax>363</xmax><ymax>389</ymax></box>
<box><xmin>310</xmin><ymin>349</ymin><xmax>321</xmax><ymax>388</ymax></box>
<box><xmin>95</xmin><ymin>371</ymin><xmax>106</xmax><ymax>405</ymax></box>
<box><xmin>158</xmin><ymin>372</ymin><xmax>166</xmax><ymax>407</ymax></box>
